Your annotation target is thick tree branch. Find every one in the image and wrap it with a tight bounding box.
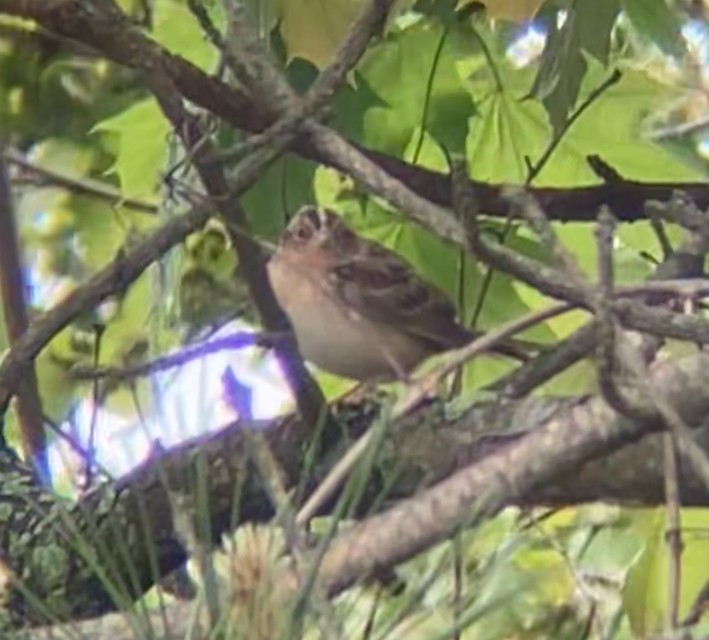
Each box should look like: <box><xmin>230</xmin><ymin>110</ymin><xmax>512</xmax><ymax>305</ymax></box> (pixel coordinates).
<box><xmin>315</xmin><ymin>354</ymin><xmax>709</xmax><ymax>597</ymax></box>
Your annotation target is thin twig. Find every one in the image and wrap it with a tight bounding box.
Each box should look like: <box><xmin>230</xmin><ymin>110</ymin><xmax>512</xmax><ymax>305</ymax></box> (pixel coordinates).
<box><xmin>186</xmin><ymin>0</ymin><xmax>224</xmax><ymax>50</ymax></box>
<box><xmin>83</xmin><ymin>323</ymin><xmax>105</xmax><ymax>490</ymax></box>
<box><xmin>451</xmin><ymin>535</ymin><xmax>463</xmax><ymax>640</ymax></box>
<box><xmin>647</xmin><ymin>194</ymin><xmax>708</xmax><ymax>232</ymax></box>
<box><xmin>4</xmin><ymin>148</ymin><xmax>159</xmax><ymax>215</ymax></box>
<box><xmin>491</xmin><ymin>321</ymin><xmax>597</xmax><ymax>397</ymax></box>
<box><xmin>664</xmin><ymin>429</ymin><xmax>683</xmax><ymax>631</ymax></box>
<box><xmin>42</xmin><ymin>412</ymin><xmax>115</xmax><ymax>482</ymax></box>
<box><xmin>649</xmin><ymin>113</ymin><xmax>709</xmax><ymax>141</ymax></box>
<box><xmin>594</xmin><ymin>208</ymin><xmax>650</xmax><ymax>420</ymax></box>
<box><xmin>504</xmin><ymin>186</ymin><xmax>590</xmax><ymax>290</ymax></box>
<box><xmin>648</xmin><ymin>210</ymin><xmax>674</xmax><ymax>261</ymax></box>
<box><xmin>525</xmin><ymin>70</ymin><xmax>622</xmax><ymax>184</ymax></box>
<box><xmin>526</xmin><ymin>516</ymin><xmax>603</xmax><ymax>638</ymax></box>
<box><xmin>453</xmin><ymin>159</ymin><xmax>592</xmax><ymax>306</ymax></box>
<box><xmin>680</xmin><ymin>575</ymin><xmax>709</xmax><ymax>627</ymax></box>
<box><xmin>70</xmin><ymin>331</ymin><xmax>286</xmax><ymax>381</ymax></box>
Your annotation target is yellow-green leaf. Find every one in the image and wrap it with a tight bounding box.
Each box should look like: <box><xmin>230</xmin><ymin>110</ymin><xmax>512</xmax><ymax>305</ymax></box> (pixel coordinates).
<box><xmin>92</xmin><ymin>99</ymin><xmax>170</xmax><ymax>199</ymax></box>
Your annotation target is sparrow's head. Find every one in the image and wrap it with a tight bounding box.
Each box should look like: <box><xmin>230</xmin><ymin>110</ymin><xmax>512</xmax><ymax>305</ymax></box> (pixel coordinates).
<box><xmin>280</xmin><ymin>206</ymin><xmax>358</xmax><ymax>254</ymax></box>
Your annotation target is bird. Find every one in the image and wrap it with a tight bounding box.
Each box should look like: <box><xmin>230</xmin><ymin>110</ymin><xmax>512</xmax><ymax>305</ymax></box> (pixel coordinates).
<box><xmin>267</xmin><ymin>205</ymin><xmax>532</xmax><ymax>381</ymax></box>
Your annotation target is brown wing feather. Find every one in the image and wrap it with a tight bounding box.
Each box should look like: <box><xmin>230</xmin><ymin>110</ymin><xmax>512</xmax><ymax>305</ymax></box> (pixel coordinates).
<box><xmin>329</xmin><ymin>242</ymin><xmax>473</xmax><ymax>352</ymax></box>
<box><xmin>324</xmin><ymin>212</ymin><xmax>534</xmax><ymax>361</ymax></box>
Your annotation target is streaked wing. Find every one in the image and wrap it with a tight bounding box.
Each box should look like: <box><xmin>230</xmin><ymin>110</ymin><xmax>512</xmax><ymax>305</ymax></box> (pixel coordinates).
<box><xmin>328</xmin><ymin>243</ymin><xmax>472</xmax><ymax>351</ymax></box>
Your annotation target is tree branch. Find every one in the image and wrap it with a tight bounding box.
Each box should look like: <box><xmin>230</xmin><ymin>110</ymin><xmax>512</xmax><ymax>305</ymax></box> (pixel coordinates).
<box><xmin>315</xmin><ymin>353</ymin><xmax>709</xmax><ymax>597</ymax></box>
<box><xmin>4</xmin><ymin>148</ymin><xmax>159</xmax><ymax>215</ymax></box>
<box><xmin>0</xmin><ymin>146</ymin><xmax>48</xmax><ymax>479</ymax></box>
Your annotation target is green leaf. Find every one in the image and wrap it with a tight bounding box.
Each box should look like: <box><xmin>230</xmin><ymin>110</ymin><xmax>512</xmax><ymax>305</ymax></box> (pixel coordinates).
<box><xmin>273</xmin><ymin>0</ymin><xmax>369</xmax><ymax>69</ymax></box>
<box><xmin>240</xmin><ymin>155</ymin><xmax>317</xmax><ymax>239</ymax></box>
<box><xmin>466</xmin><ymin>57</ymin><xmax>706</xmax><ymax>185</ymax></box>
<box><xmin>358</xmin><ymin>19</ymin><xmax>476</xmax><ymax>157</ymax></box>
<box><xmin>71</xmin><ymin>197</ymin><xmax>158</xmax><ymax>270</ymax></box>
<box><xmin>36</xmin><ymin>347</ymin><xmax>81</xmax><ymax>425</ymax></box>
<box><xmin>578</xmin><ymin>520</ymin><xmax>644</xmax><ymax>575</ymax></box>
<box><xmin>92</xmin><ymin>99</ymin><xmax>170</xmax><ymax>199</ymax></box>
<box><xmin>28</xmin><ymin>137</ymin><xmax>95</xmax><ymax>179</ymax></box>
<box><xmin>620</xmin><ymin>0</ymin><xmax>686</xmax><ymax>59</ymax></box>
<box><xmin>152</xmin><ymin>0</ymin><xmax>220</xmax><ymax>70</ymax></box>
<box><xmin>530</xmin><ymin>0</ymin><xmax>620</xmax><ymax>133</ymax></box>
<box><xmin>402</xmin><ymin>127</ymin><xmax>449</xmax><ymax>172</ymax></box>
<box><xmin>285</xmin><ymin>58</ymin><xmax>382</xmax><ymax>142</ymax></box>
<box><xmin>624</xmin><ymin>508</ymin><xmax>709</xmax><ymax>636</ymax></box>
<box><xmin>616</xmin><ymin>221</ymin><xmax>684</xmax><ymax>265</ymax></box>
<box><xmin>95</xmin><ymin>273</ymin><xmax>154</xmax><ymax>417</ymax></box>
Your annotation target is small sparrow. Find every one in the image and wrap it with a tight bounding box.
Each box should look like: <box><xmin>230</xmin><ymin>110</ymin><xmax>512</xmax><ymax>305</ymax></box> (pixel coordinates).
<box><xmin>267</xmin><ymin>206</ymin><xmax>530</xmax><ymax>381</ymax></box>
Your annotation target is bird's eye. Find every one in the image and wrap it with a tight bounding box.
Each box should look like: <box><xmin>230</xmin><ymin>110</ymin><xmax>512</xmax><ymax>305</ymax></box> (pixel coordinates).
<box><xmin>294</xmin><ymin>224</ymin><xmax>313</xmax><ymax>242</ymax></box>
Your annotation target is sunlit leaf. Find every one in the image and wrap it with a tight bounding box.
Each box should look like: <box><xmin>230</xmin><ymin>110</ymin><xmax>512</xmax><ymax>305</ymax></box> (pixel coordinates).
<box><xmin>465</xmin><ymin>56</ymin><xmax>705</xmax><ymax>185</ymax></box>
<box><xmin>95</xmin><ymin>273</ymin><xmax>154</xmax><ymax>417</ymax></box>
<box><xmin>402</xmin><ymin>127</ymin><xmax>449</xmax><ymax>172</ymax></box>
<box><xmin>273</xmin><ymin>0</ymin><xmax>370</xmax><ymax>69</ymax></box>
<box><xmin>92</xmin><ymin>99</ymin><xmax>170</xmax><ymax>199</ymax></box>
<box><xmin>36</xmin><ymin>347</ymin><xmax>81</xmax><ymax>425</ymax></box>
<box><xmin>152</xmin><ymin>0</ymin><xmax>220</xmax><ymax>70</ymax></box>
<box><xmin>616</xmin><ymin>221</ymin><xmax>684</xmax><ymax>266</ymax></box>
<box><xmin>624</xmin><ymin>508</ymin><xmax>709</xmax><ymax>635</ymax></box>
<box><xmin>358</xmin><ymin>19</ymin><xmax>476</xmax><ymax>157</ymax></box>
<box><xmin>30</xmin><ymin>138</ymin><xmax>95</xmax><ymax>178</ymax></box>
<box><xmin>72</xmin><ymin>197</ymin><xmax>157</xmax><ymax>270</ymax></box>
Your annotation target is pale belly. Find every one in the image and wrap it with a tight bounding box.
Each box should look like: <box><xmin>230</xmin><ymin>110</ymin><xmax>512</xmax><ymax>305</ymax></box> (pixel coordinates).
<box><xmin>289</xmin><ymin>300</ymin><xmax>426</xmax><ymax>380</ymax></box>
<box><xmin>268</xmin><ymin>257</ymin><xmax>428</xmax><ymax>379</ymax></box>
